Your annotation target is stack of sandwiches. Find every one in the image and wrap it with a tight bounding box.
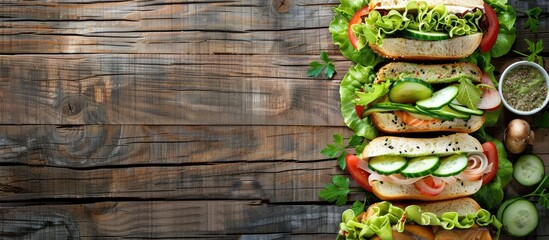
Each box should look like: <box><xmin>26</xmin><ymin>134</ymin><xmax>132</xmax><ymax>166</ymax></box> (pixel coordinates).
<box><xmin>331</xmin><ymin>0</ymin><xmax>509</xmax><ymax>239</ymax></box>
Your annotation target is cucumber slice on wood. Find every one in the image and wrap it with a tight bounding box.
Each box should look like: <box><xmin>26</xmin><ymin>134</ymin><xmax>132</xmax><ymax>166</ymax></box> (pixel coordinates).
<box><xmin>389</xmin><ymin>78</ymin><xmax>433</xmax><ymax>103</ymax></box>
<box><xmin>513</xmin><ymin>154</ymin><xmax>545</xmax><ymax>187</ymax></box>
<box><xmin>500</xmin><ymin>198</ymin><xmax>539</xmax><ymax>237</ymax></box>
<box><xmin>402</xmin><ymin>29</ymin><xmax>450</xmax><ymax>41</ymax></box>
<box><xmin>416</xmin><ymin>85</ymin><xmax>459</xmax><ymax>109</ymax></box>
<box><xmin>400</xmin><ymin>156</ymin><xmax>440</xmax><ymax>178</ymax></box>
<box><xmin>432</xmin><ymin>154</ymin><xmax>468</xmax><ymax>177</ymax></box>
<box><xmin>368</xmin><ymin>156</ymin><xmax>408</xmax><ymax>175</ymax></box>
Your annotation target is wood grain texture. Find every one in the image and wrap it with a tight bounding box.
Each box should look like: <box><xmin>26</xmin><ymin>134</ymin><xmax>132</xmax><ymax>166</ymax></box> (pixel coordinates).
<box><xmin>0</xmin><ymin>201</ymin><xmax>348</xmax><ymax>239</ymax></box>
<box><xmin>0</xmin><ymin>54</ymin><xmax>345</xmax><ymax>125</ymax></box>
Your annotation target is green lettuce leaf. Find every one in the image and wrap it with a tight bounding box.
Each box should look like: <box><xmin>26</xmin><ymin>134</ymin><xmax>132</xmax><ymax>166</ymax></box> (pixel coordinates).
<box><xmin>353</xmin><ymin>1</ymin><xmax>483</xmax><ymax>46</ymax></box>
<box><xmin>329</xmin><ymin>0</ymin><xmax>385</xmax><ymax>66</ymax></box>
<box><xmin>340</xmin><ymin>64</ymin><xmax>378</xmax><ymax>139</ymax></box>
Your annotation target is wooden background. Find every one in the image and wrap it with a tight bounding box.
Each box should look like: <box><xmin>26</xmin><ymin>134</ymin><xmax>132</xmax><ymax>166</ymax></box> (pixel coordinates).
<box><xmin>0</xmin><ymin>0</ymin><xmax>547</xmax><ymax>239</ymax></box>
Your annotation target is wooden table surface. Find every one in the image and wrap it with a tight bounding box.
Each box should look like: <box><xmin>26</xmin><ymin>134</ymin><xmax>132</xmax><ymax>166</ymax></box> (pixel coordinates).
<box><xmin>0</xmin><ymin>0</ymin><xmax>548</xmax><ymax>239</ymax></box>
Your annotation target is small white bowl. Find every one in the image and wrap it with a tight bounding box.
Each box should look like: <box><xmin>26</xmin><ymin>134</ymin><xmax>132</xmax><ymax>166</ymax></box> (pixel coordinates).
<box><xmin>498</xmin><ymin>61</ymin><xmax>549</xmax><ymax>115</ymax></box>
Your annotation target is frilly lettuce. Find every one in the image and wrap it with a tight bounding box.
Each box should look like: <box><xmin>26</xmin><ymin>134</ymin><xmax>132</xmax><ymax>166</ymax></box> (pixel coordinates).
<box><xmin>353</xmin><ymin>1</ymin><xmax>483</xmax><ymax>46</ymax></box>
<box><xmin>339</xmin><ymin>64</ymin><xmax>381</xmax><ymax>140</ymax></box>
<box><xmin>329</xmin><ymin>0</ymin><xmax>385</xmax><ymax>66</ymax></box>
<box><xmin>339</xmin><ymin>201</ymin><xmax>502</xmax><ymax>240</ymax></box>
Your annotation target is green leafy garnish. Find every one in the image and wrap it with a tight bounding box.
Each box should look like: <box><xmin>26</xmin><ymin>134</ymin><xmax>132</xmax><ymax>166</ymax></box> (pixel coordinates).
<box><xmin>514</xmin><ymin>39</ymin><xmax>544</xmax><ymax>66</ymax></box>
<box><xmin>456</xmin><ymin>78</ymin><xmax>482</xmax><ymax>110</ymax></box>
<box><xmin>351</xmin><ymin>200</ymin><xmax>366</xmax><ymax>216</ymax></box>
<box><xmin>321</xmin><ymin>133</ymin><xmax>367</xmax><ymax>170</ymax></box>
<box><xmin>523</xmin><ymin>175</ymin><xmax>549</xmax><ymax>209</ymax></box>
<box><xmin>319</xmin><ymin>175</ymin><xmax>350</xmax><ymax>206</ymax></box>
<box><xmin>308</xmin><ymin>51</ymin><xmax>336</xmax><ymax>79</ymax></box>
<box><xmin>524</xmin><ymin>7</ymin><xmax>542</xmax><ymax>34</ymax></box>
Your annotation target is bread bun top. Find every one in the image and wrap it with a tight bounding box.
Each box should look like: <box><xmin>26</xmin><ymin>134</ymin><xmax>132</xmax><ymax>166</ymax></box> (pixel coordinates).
<box><xmin>362</xmin><ymin>133</ymin><xmax>483</xmax><ymax>159</ymax></box>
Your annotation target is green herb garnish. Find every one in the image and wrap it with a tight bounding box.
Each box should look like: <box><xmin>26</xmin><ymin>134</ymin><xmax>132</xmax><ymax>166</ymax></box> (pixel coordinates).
<box><xmin>524</xmin><ymin>7</ymin><xmax>542</xmax><ymax>34</ymax></box>
<box><xmin>456</xmin><ymin>78</ymin><xmax>482</xmax><ymax>110</ymax></box>
<box><xmin>514</xmin><ymin>39</ymin><xmax>544</xmax><ymax>66</ymax></box>
<box><xmin>308</xmin><ymin>51</ymin><xmax>336</xmax><ymax>79</ymax></box>
<box><xmin>321</xmin><ymin>133</ymin><xmax>366</xmax><ymax>170</ymax></box>
<box><xmin>319</xmin><ymin>175</ymin><xmax>350</xmax><ymax>206</ymax></box>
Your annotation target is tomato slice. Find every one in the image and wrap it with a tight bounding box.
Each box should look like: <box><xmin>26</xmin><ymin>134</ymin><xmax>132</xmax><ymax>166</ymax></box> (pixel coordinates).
<box><xmin>345</xmin><ymin>154</ymin><xmax>373</xmax><ymax>192</ymax></box>
<box><xmin>479</xmin><ymin>3</ymin><xmax>499</xmax><ymax>53</ymax></box>
<box><xmin>414</xmin><ymin>176</ymin><xmax>446</xmax><ymax>197</ymax></box>
<box><xmin>355</xmin><ymin>105</ymin><xmax>365</xmax><ymax>119</ymax></box>
<box><xmin>348</xmin><ymin>6</ymin><xmax>371</xmax><ymax>50</ymax></box>
<box><xmin>481</xmin><ymin>141</ymin><xmax>499</xmax><ymax>185</ymax></box>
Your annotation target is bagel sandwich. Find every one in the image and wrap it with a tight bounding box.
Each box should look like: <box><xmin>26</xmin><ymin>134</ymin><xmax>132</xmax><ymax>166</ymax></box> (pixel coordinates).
<box><xmin>338</xmin><ymin>197</ymin><xmax>501</xmax><ymax>240</ymax></box>
<box><xmin>359</xmin><ymin>133</ymin><xmax>498</xmax><ymax>201</ymax></box>
<box><xmin>347</xmin><ymin>0</ymin><xmax>499</xmax><ymax>60</ymax></box>
<box><xmin>353</xmin><ymin>61</ymin><xmax>501</xmax><ymax>134</ymax></box>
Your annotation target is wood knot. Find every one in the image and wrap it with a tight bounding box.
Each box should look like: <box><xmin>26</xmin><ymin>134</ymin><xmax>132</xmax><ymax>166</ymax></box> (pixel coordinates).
<box><xmin>273</xmin><ymin>0</ymin><xmax>291</xmax><ymax>13</ymax></box>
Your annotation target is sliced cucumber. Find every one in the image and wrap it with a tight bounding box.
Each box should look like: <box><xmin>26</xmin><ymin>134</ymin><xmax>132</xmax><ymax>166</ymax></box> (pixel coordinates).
<box><xmin>368</xmin><ymin>156</ymin><xmax>408</xmax><ymax>175</ymax></box>
<box><xmin>449</xmin><ymin>103</ymin><xmax>485</xmax><ymax>116</ymax></box>
<box><xmin>363</xmin><ymin>102</ymin><xmax>420</xmax><ymax>116</ymax></box>
<box><xmin>500</xmin><ymin>198</ymin><xmax>539</xmax><ymax>237</ymax></box>
<box><xmin>513</xmin><ymin>154</ymin><xmax>545</xmax><ymax>187</ymax></box>
<box><xmin>497</xmin><ymin>198</ymin><xmax>521</xmax><ymax>221</ymax></box>
<box><xmin>432</xmin><ymin>154</ymin><xmax>468</xmax><ymax>177</ymax></box>
<box><xmin>416</xmin><ymin>85</ymin><xmax>459</xmax><ymax>109</ymax></box>
<box><xmin>402</xmin><ymin>29</ymin><xmax>450</xmax><ymax>41</ymax></box>
<box><xmin>389</xmin><ymin>78</ymin><xmax>433</xmax><ymax>103</ymax></box>
<box><xmin>417</xmin><ymin>105</ymin><xmax>470</xmax><ymax>120</ymax></box>
<box><xmin>400</xmin><ymin>156</ymin><xmax>440</xmax><ymax>178</ymax></box>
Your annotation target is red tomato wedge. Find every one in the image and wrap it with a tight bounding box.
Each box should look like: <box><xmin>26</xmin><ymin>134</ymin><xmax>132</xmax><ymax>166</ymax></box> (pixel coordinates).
<box><xmin>414</xmin><ymin>176</ymin><xmax>446</xmax><ymax>197</ymax></box>
<box><xmin>345</xmin><ymin>154</ymin><xmax>373</xmax><ymax>192</ymax></box>
<box><xmin>481</xmin><ymin>141</ymin><xmax>499</xmax><ymax>185</ymax></box>
<box><xmin>348</xmin><ymin>6</ymin><xmax>370</xmax><ymax>50</ymax></box>
<box><xmin>394</xmin><ymin>110</ymin><xmax>440</xmax><ymax>126</ymax></box>
<box><xmin>477</xmin><ymin>72</ymin><xmax>501</xmax><ymax>111</ymax></box>
<box><xmin>480</xmin><ymin>3</ymin><xmax>499</xmax><ymax>53</ymax></box>
<box><xmin>355</xmin><ymin>105</ymin><xmax>365</xmax><ymax>119</ymax></box>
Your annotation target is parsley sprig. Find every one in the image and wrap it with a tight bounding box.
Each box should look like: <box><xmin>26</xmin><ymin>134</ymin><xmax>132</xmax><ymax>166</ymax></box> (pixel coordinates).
<box><xmin>514</xmin><ymin>39</ymin><xmax>544</xmax><ymax>66</ymax></box>
<box><xmin>523</xmin><ymin>175</ymin><xmax>549</xmax><ymax>209</ymax></box>
<box><xmin>524</xmin><ymin>7</ymin><xmax>542</xmax><ymax>34</ymax></box>
<box><xmin>308</xmin><ymin>51</ymin><xmax>336</xmax><ymax>79</ymax></box>
<box><xmin>321</xmin><ymin>133</ymin><xmax>367</xmax><ymax>170</ymax></box>
<box><xmin>319</xmin><ymin>175</ymin><xmax>350</xmax><ymax>206</ymax></box>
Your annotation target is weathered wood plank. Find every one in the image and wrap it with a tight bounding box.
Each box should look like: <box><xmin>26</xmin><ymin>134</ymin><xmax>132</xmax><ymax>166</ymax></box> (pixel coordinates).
<box><xmin>0</xmin><ymin>200</ymin><xmax>348</xmax><ymax>239</ymax></box>
<box><xmin>0</xmin><ymin>0</ymin><xmax>546</xmax><ymax>54</ymax></box>
<box><xmin>0</xmin><ymin>125</ymin><xmax>351</xmax><ymax>167</ymax></box>
<box><xmin>0</xmin><ymin>54</ymin><xmax>345</xmax><ymax>125</ymax></box>
<box><xmin>0</xmin><ymin>160</ymin><xmax>341</xmax><ymax>202</ymax></box>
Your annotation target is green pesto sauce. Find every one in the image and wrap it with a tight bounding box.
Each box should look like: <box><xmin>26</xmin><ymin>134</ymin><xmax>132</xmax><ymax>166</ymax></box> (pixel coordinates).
<box><xmin>502</xmin><ymin>65</ymin><xmax>548</xmax><ymax>111</ymax></box>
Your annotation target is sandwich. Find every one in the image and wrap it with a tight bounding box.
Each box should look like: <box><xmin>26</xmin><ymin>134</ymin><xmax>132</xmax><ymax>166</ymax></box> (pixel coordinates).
<box><xmin>359</xmin><ymin>133</ymin><xmax>498</xmax><ymax>201</ymax></box>
<box><xmin>351</xmin><ymin>61</ymin><xmax>500</xmax><ymax>134</ymax></box>
<box><xmin>347</xmin><ymin>0</ymin><xmax>499</xmax><ymax>60</ymax></box>
<box><xmin>338</xmin><ymin>197</ymin><xmax>501</xmax><ymax>240</ymax></box>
